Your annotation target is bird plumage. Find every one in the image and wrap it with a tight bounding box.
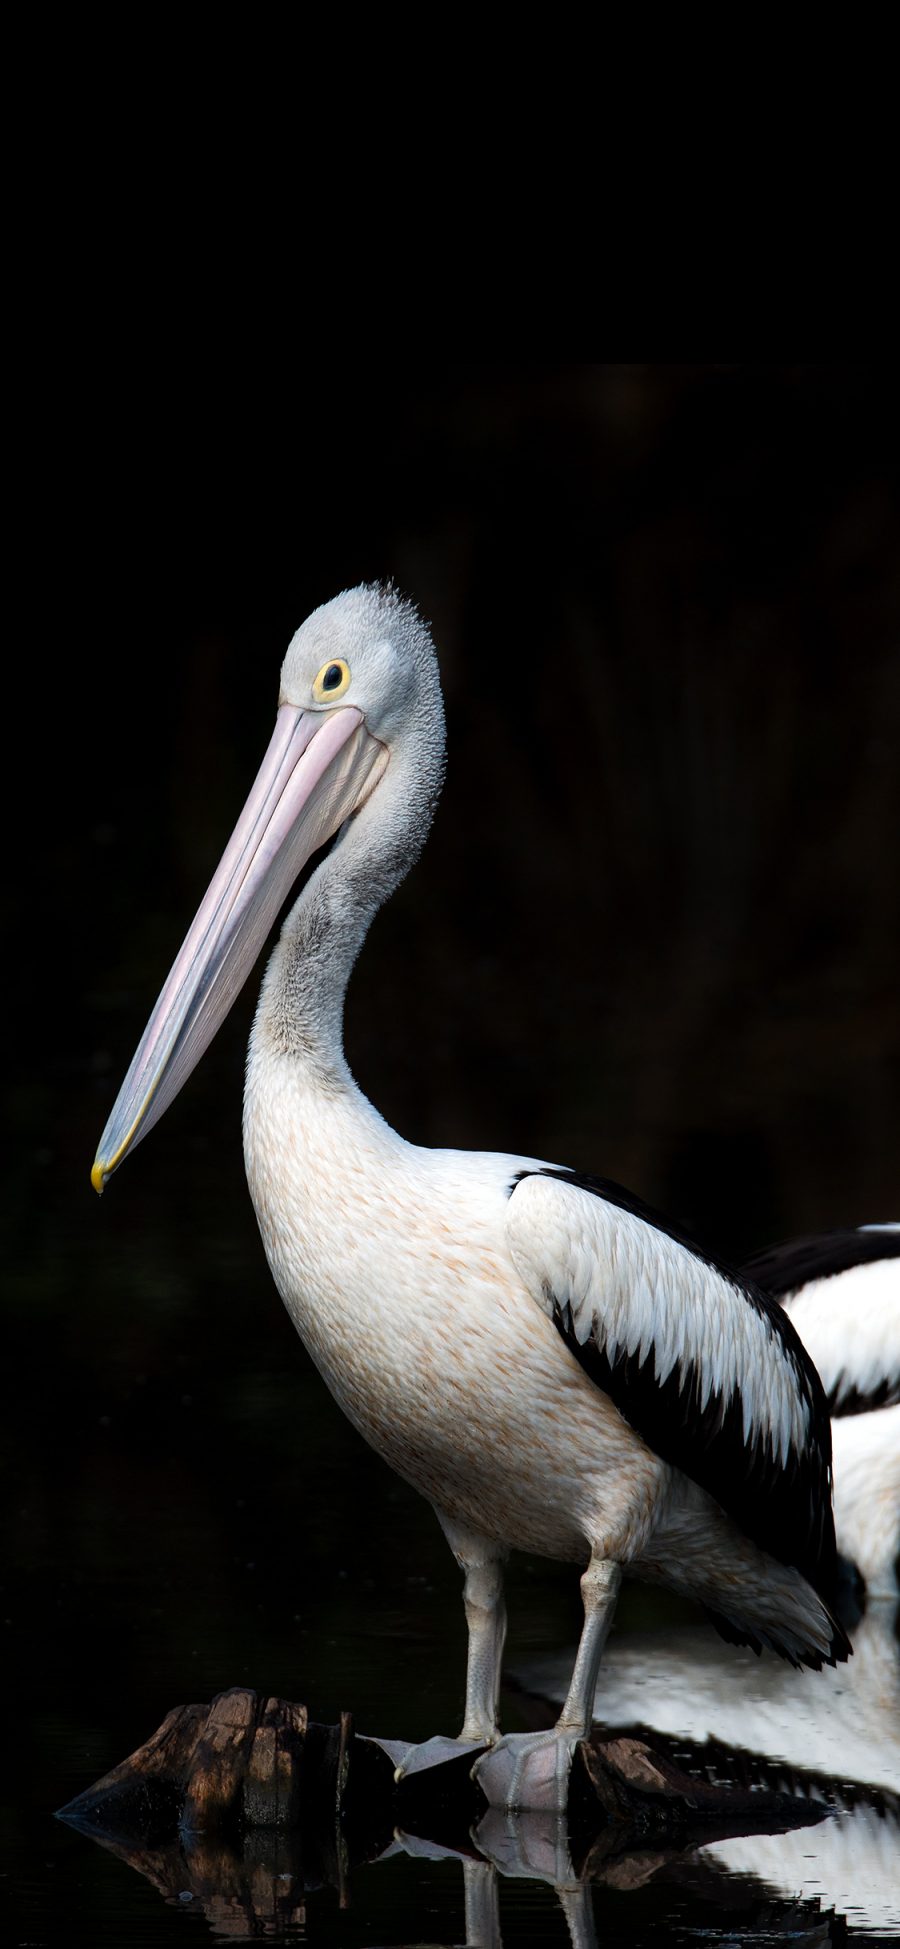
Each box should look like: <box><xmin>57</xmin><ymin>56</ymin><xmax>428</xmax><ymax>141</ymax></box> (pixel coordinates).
<box><xmin>744</xmin><ymin>1225</ymin><xmax>900</xmax><ymax>1417</ymax></box>
<box><xmin>93</xmin><ymin>584</ymin><xmax>850</xmax><ymax>1805</ymax></box>
<box><xmin>743</xmin><ymin>1225</ymin><xmax>900</xmax><ymax>1598</ymax></box>
<box><xmin>511</xmin><ymin>1170</ymin><xmax>837</xmax><ymax>1606</ymax></box>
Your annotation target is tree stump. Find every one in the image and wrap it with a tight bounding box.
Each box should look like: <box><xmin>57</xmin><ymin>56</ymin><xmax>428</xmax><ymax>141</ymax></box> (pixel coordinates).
<box><xmin>58</xmin><ymin>1686</ymin><xmax>823</xmax><ymax>1848</ymax></box>
<box><xmin>58</xmin><ymin>1690</ymin><xmax>355</xmax><ymax>1843</ymax></box>
<box><xmin>56</xmin><ymin>1690</ymin><xmax>828</xmax><ymax>1933</ymax></box>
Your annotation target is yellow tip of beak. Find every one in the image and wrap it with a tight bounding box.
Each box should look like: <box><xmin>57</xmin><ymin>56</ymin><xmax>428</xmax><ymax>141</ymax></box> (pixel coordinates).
<box><xmin>91</xmin><ymin>1159</ymin><xmax>107</xmax><ymax>1195</ymax></box>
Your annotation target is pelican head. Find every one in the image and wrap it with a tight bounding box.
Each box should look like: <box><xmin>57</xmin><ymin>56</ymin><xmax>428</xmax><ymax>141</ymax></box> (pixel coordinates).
<box><xmin>92</xmin><ymin>584</ymin><xmax>445</xmax><ymax>1192</ymax></box>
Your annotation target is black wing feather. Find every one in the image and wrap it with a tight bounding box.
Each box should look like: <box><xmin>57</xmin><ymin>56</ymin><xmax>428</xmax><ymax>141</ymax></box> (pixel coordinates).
<box><xmin>744</xmin><ymin>1227</ymin><xmax>900</xmax><ymax>1415</ymax></box>
<box><xmin>743</xmin><ymin>1226</ymin><xmax>900</xmax><ymax>1297</ymax></box>
<box><xmin>515</xmin><ymin>1169</ymin><xmax>840</xmax><ymax>1606</ymax></box>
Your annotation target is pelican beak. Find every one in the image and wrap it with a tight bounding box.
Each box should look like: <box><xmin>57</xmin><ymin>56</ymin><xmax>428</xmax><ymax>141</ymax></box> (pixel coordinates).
<box><xmin>92</xmin><ymin>702</ymin><xmax>385</xmax><ymax>1192</ymax></box>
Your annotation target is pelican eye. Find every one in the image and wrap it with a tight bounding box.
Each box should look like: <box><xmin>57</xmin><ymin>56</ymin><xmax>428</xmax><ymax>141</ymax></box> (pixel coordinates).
<box><xmin>312</xmin><ymin>658</ymin><xmax>351</xmax><ymax>702</ymax></box>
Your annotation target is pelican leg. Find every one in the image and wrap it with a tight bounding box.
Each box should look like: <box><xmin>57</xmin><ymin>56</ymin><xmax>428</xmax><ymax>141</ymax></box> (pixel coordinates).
<box><xmin>473</xmin><ymin>1555</ymin><xmax>621</xmax><ymax>1811</ymax></box>
<box><xmin>394</xmin><ymin>1516</ymin><xmax>506</xmax><ymax>1780</ymax></box>
<box><xmin>462</xmin><ymin>1858</ymin><xmax>501</xmax><ymax>1948</ymax></box>
<box><xmin>557</xmin><ymin>1884</ymin><xmax>598</xmax><ymax>1949</ymax></box>
<box><xmin>474</xmin><ymin>1809</ymin><xmax>595</xmax><ymax>1948</ymax></box>
<box><xmin>454</xmin><ymin>1527</ymin><xmax>508</xmax><ymax>1743</ymax></box>
<box><xmin>557</xmin><ymin>1556</ymin><xmax>622</xmax><ymax>1732</ymax></box>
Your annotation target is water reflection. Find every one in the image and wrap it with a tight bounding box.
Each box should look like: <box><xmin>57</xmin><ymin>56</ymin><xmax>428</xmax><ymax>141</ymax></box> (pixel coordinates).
<box><xmin>58</xmin><ymin>1602</ymin><xmax>899</xmax><ymax>1942</ymax></box>
<box><xmin>62</xmin><ymin>1792</ymin><xmax>835</xmax><ymax>1946</ymax></box>
<box><xmin>524</xmin><ymin>1597</ymin><xmax>900</xmax><ymax>1937</ymax></box>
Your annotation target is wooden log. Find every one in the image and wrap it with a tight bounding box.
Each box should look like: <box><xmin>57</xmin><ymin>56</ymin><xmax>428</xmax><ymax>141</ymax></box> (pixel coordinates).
<box><xmin>181</xmin><ymin>1687</ymin><xmax>260</xmax><ymax>1833</ymax></box>
<box><xmin>58</xmin><ymin>1689</ymin><xmax>823</xmax><ymax>1852</ymax></box>
<box><xmin>571</xmin><ymin>1730</ymin><xmax>822</xmax><ymax>1851</ymax></box>
<box><xmin>56</xmin><ymin>1701</ymin><xmax>209</xmax><ymax>1844</ymax></box>
<box><xmin>57</xmin><ymin>1689</ymin><xmax>353</xmax><ymax>1844</ymax></box>
<box><xmin>232</xmin><ymin>1695</ymin><xmax>308</xmax><ymax>1831</ymax></box>
<box><xmin>57</xmin><ymin>1693</ymin><xmax>830</xmax><ymax>1935</ymax></box>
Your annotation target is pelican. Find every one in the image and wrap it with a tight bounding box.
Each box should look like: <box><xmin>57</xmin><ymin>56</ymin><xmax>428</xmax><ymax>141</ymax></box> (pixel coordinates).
<box><xmin>92</xmin><ymin>585</ymin><xmax>849</xmax><ymax>1809</ymax></box>
<box><xmin>743</xmin><ymin>1226</ymin><xmax>900</xmax><ymax>1599</ymax></box>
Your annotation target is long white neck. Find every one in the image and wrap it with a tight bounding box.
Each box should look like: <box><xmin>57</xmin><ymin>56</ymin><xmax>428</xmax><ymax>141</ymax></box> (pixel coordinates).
<box><xmin>248</xmin><ymin>677</ymin><xmax>446</xmax><ymax>1099</ymax></box>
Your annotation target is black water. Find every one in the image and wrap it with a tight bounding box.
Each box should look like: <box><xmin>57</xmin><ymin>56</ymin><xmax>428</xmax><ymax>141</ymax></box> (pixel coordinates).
<box><xmin>6</xmin><ymin>365</ymin><xmax>900</xmax><ymax>1942</ymax></box>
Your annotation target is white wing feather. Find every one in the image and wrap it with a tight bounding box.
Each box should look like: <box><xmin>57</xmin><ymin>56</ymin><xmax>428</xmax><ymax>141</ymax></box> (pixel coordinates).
<box><xmin>782</xmin><ymin>1258</ymin><xmax>900</xmax><ymax>1407</ymax></box>
<box><xmin>507</xmin><ymin>1174</ymin><xmax>810</xmax><ymax>1468</ymax></box>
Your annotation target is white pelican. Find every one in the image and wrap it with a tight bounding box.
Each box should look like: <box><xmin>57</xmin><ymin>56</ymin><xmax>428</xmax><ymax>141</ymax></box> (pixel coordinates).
<box><xmin>743</xmin><ymin>1226</ymin><xmax>900</xmax><ymax>1599</ymax></box>
<box><xmin>92</xmin><ymin>584</ymin><xmax>849</xmax><ymax>1809</ymax></box>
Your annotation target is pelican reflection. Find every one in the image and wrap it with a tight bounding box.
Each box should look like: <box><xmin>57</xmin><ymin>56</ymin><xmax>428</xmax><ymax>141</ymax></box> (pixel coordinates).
<box><xmin>522</xmin><ymin>1597</ymin><xmax>900</xmax><ymax>1935</ymax></box>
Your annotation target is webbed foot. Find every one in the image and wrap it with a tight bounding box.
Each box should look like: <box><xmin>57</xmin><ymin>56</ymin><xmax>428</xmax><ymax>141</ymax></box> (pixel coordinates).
<box><xmin>471</xmin><ymin>1728</ymin><xmax>583</xmax><ymax>1811</ymax></box>
<box><xmin>391</xmin><ymin>1732</ymin><xmax>494</xmax><ymax>1781</ymax></box>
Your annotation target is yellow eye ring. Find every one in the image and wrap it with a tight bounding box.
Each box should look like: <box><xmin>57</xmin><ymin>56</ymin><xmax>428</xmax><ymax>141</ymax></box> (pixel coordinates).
<box><xmin>312</xmin><ymin>658</ymin><xmax>351</xmax><ymax>703</ymax></box>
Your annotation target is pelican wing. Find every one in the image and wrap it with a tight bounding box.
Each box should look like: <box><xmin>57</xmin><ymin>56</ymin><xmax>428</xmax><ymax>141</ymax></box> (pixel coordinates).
<box><xmin>744</xmin><ymin>1228</ymin><xmax>900</xmax><ymax>1417</ymax></box>
<box><xmin>743</xmin><ymin>1224</ymin><xmax>900</xmax><ymax>1299</ymax></box>
<box><xmin>506</xmin><ymin>1168</ymin><xmax>837</xmax><ymax>1596</ymax></box>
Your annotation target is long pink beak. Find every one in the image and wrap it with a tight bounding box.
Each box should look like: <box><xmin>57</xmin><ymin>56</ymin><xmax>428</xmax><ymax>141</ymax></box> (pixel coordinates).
<box><xmin>92</xmin><ymin>702</ymin><xmax>384</xmax><ymax>1191</ymax></box>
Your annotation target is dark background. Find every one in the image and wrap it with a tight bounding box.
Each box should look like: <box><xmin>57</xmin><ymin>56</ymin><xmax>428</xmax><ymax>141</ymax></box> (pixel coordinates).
<box><xmin>4</xmin><ymin>364</ymin><xmax>900</xmax><ymax>1936</ymax></box>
